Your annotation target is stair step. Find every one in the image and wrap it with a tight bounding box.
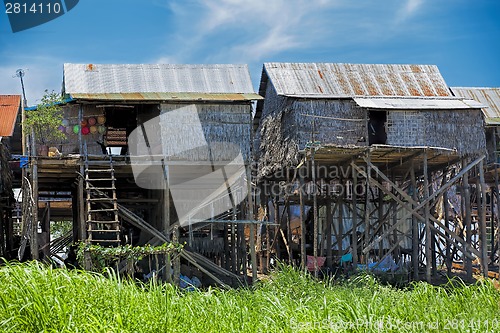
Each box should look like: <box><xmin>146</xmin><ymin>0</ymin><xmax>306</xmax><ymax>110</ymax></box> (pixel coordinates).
<box><xmin>86</xmin><ymin>178</ymin><xmax>116</xmax><ymax>181</ymax></box>
<box><xmin>87</xmin><ymin>229</ymin><xmax>120</xmax><ymax>233</ymax></box>
<box><xmin>86</xmin><ymin>169</ymin><xmax>114</xmax><ymax>173</ymax></box>
<box><xmin>88</xmin><ymin>208</ymin><xmax>117</xmax><ymax>213</ymax></box>
<box><xmin>89</xmin><ymin>239</ymin><xmax>121</xmax><ymax>243</ymax></box>
<box><xmin>87</xmin><ymin>198</ymin><xmax>117</xmax><ymax>202</ymax></box>
<box><xmin>87</xmin><ymin>220</ymin><xmax>119</xmax><ymax>224</ymax></box>
<box><xmin>87</xmin><ymin>187</ymin><xmax>116</xmax><ymax>190</ymax></box>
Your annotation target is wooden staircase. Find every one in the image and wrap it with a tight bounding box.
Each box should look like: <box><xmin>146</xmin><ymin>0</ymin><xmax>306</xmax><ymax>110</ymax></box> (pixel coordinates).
<box><xmin>85</xmin><ymin>155</ymin><xmax>121</xmax><ymax>246</ymax></box>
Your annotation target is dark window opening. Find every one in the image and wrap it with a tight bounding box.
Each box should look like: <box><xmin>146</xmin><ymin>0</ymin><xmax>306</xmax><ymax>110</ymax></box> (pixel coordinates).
<box><xmin>368</xmin><ymin>110</ymin><xmax>387</xmax><ymax>145</ymax></box>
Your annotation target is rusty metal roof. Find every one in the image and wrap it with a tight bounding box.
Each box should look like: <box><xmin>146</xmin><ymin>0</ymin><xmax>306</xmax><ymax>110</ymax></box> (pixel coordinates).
<box><xmin>261</xmin><ymin>62</ymin><xmax>453</xmax><ymax>98</ymax></box>
<box><xmin>451</xmin><ymin>87</ymin><xmax>500</xmax><ymax>125</ymax></box>
<box><xmin>68</xmin><ymin>92</ymin><xmax>262</xmax><ymax>102</ymax></box>
<box><xmin>0</xmin><ymin>95</ymin><xmax>21</xmax><ymax>137</ymax></box>
<box><xmin>353</xmin><ymin>97</ymin><xmax>483</xmax><ymax>110</ymax></box>
<box><xmin>63</xmin><ymin>64</ymin><xmax>260</xmax><ymax>100</ymax></box>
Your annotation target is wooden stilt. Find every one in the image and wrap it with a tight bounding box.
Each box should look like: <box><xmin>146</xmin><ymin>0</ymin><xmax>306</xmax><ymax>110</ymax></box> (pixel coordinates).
<box><xmin>265</xmin><ymin>197</ymin><xmax>270</xmax><ymax>274</ymax></box>
<box><xmin>312</xmin><ymin>156</ymin><xmax>319</xmax><ymax>277</ymax></box>
<box><xmin>352</xmin><ymin>168</ymin><xmax>358</xmax><ymax>270</ymax></box>
<box><xmin>30</xmin><ymin>157</ymin><xmax>39</xmax><ymax>260</ymax></box>
<box><xmin>247</xmin><ymin>167</ymin><xmax>257</xmax><ymax>283</ymax></box>
<box><xmin>378</xmin><ymin>184</ymin><xmax>384</xmax><ymax>262</ymax></box>
<box><xmin>443</xmin><ymin>173</ymin><xmax>452</xmax><ymax>276</ymax></box>
<box><xmin>410</xmin><ymin>163</ymin><xmax>419</xmax><ymax>280</ymax></box>
<box><xmin>299</xmin><ymin>176</ymin><xmax>306</xmax><ymax>269</ymax></box>
<box><xmin>286</xmin><ymin>200</ymin><xmax>293</xmax><ymax>263</ymax></box>
<box><xmin>364</xmin><ymin>153</ymin><xmax>371</xmax><ymax>264</ymax></box>
<box><xmin>428</xmin><ymin>173</ymin><xmax>437</xmax><ymax>277</ymax></box>
<box><xmin>479</xmin><ymin>159</ymin><xmax>489</xmax><ymax>277</ymax></box>
<box><xmin>337</xmin><ymin>193</ymin><xmax>343</xmax><ymax>260</ymax></box>
<box><xmin>495</xmin><ymin>129</ymin><xmax>500</xmax><ymax>275</ymax></box>
<box><xmin>423</xmin><ymin>150</ymin><xmax>432</xmax><ymax>282</ymax></box>
<box><xmin>463</xmin><ymin>160</ymin><xmax>473</xmax><ymax>280</ymax></box>
<box><xmin>326</xmin><ymin>200</ymin><xmax>332</xmax><ymax>268</ymax></box>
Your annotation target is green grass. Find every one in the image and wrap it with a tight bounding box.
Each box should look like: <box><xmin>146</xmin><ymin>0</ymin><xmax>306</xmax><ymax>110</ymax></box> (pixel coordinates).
<box><xmin>0</xmin><ymin>262</ymin><xmax>499</xmax><ymax>332</ymax></box>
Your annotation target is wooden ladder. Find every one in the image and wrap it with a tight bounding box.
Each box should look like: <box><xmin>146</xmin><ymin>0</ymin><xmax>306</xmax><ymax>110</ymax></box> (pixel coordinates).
<box><xmin>85</xmin><ymin>155</ymin><xmax>121</xmax><ymax>246</ymax></box>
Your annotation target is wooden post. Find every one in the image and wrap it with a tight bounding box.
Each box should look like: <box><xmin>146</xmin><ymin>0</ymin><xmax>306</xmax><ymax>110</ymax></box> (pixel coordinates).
<box><xmin>42</xmin><ymin>202</ymin><xmax>51</xmax><ymax>259</ymax></box>
<box><xmin>247</xmin><ymin>167</ymin><xmax>257</xmax><ymax>283</ymax></box>
<box><xmin>443</xmin><ymin>174</ymin><xmax>452</xmax><ymax>276</ymax></box>
<box><xmin>326</xmin><ymin>200</ymin><xmax>333</xmax><ymax>268</ymax></box>
<box><xmin>299</xmin><ymin>176</ymin><xmax>306</xmax><ymax>269</ymax></box>
<box><xmin>410</xmin><ymin>163</ymin><xmax>419</xmax><ymax>280</ymax></box>
<box><xmin>463</xmin><ymin>160</ymin><xmax>473</xmax><ymax>280</ymax></box>
<box><xmin>231</xmin><ymin>222</ymin><xmax>236</xmax><ymax>273</ymax></box>
<box><xmin>423</xmin><ymin>151</ymin><xmax>432</xmax><ymax>282</ymax></box>
<box><xmin>31</xmin><ymin>158</ymin><xmax>39</xmax><ymax>260</ymax></box>
<box><xmin>378</xmin><ymin>184</ymin><xmax>384</xmax><ymax>262</ymax></box>
<box><xmin>352</xmin><ymin>168</ymin><xmax>358</xmax><ymax>270</ymax></box>
<box><xmin>428</xmin><ymin>173</ymin><xmax>437</xmax><ymax>277</ymax></box>
<box><xmin>312</xmin><ymin>154</ymin><xmax>319</xmax><ymax>277</ymax></box>
<box><xmin>286</xmin><ymin>200</ymin><xmax>293</xmax><ymax>262</ymax></box>
<box><xmin>337</xmin><ymin>193</ymin><xmax>343</xmax><ymax>260</ymax></box>
<box><xmin>479</xmin><ymin>159</ymin><xmax>489</xmax><ymax>277</ymax></box>
<box><xmin>364</xmin><ymin>155</ymin><xmax>371</xmax><ymax>264</ymax></box>
<box><xmin>495</xmin><ymin>128</ymin><xmax>500</xmax><ymax>276</ymax></box>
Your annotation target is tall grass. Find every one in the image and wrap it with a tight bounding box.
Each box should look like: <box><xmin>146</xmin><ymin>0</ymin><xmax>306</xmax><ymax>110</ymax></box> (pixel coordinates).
<box><xmin>0</xmin><ymin>261</ymin><xmax>498</xmax><ymax>332</ymax></box>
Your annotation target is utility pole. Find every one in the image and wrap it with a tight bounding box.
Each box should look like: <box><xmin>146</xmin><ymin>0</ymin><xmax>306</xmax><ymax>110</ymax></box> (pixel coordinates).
<box><xmin>15</xmin><ymin>69</ymin><xmax>28</xmax><ymax>155</ymax></box>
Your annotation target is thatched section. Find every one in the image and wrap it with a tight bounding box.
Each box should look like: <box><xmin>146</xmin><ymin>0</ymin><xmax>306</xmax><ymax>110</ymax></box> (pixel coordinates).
<box><xmin>160</xmin><ymin>103</ymin><xmax>252</xmax><ymax>163</ymax></box>
<box><xmin>386</xmin><ymin>109</ymin><xmax>486</xmax><ymax>156</ymax></box>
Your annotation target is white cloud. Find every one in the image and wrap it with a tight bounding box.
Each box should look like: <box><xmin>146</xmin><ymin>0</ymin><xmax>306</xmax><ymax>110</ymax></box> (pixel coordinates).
<box><xmin>398</xmin><ymin>0</ymin><xmax>424</xmax><ymax>21</ymax></box>
<box><xmin>164</xmin><ymin>0</ymin><xmax>339</xmax><ymax>63</ymax></box>
<box><xmin>160</xmin><ymin>0</ymin><xmax>430</xmax><ymax>67</ymax></box>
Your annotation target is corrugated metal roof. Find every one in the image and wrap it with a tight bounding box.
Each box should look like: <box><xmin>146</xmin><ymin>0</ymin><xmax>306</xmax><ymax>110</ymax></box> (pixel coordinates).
<box><xmin>451</xmin><ymin>87</ymin><xmax>500</xmax><ymax>125</ymax></box>
<box><xmin>353</xmin><ymin>97</ymin><xmax>484</xmax><ymax>110</ymax></box>
<box><xmin>0</xmin><ymin>95</ymin><xmax>21</xmax><ymax>136</ymax></box>
<box><xmin>68</xmin><ymin>92</ymin><xmax>262</xmax><ymax>102</ymax></box>
<box><xmin>63</xmin><ymin>64</ymin><xmax>259</xmax><ymax>99</ymax></box>
<box><xmin>262</xmin><ymin>62</ymin><xmax>453</xmax><ymax>98</ymax></box>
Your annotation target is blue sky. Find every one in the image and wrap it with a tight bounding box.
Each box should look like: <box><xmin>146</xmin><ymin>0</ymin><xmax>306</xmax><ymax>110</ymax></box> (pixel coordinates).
<box><xmin>0</xmin><ymin>0</ymin><xmax>499</xmax><ymax>105</ymax></box>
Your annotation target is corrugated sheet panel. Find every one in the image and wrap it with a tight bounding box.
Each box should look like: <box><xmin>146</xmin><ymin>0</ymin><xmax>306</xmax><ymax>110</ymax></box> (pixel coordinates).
<box><xmin>263</xmin><ymin>63</ymin><xmax>453</xmax><ymax>98</ymax></box>
<box><xmin>353</xmin><ymin>97</ymin><xmax>484</xmax><ymax>110</ymax></box>
<box><xmin>69</xmin><ymin>92</ymin><xmax>262</xmax><ymax>102</ymax></box>
<box><xmin>0</xmin><ymin>95</ymin><xmax>21</xmax><ymax>136</ymax></box>
<box><xmin>451</xmin><ymin>87</ymin><xmax>500</xmax><ymax>125</ymax></box>
<box><xmin>64</xmin><ymin>64</ymin><xmax>258</xmax><ymax>96</ymax></box>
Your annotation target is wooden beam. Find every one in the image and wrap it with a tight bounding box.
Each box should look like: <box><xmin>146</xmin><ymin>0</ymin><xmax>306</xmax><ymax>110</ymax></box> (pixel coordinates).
<box><xmin>31</xmin><ymin>158</ymin><xmax>39</xmax><ymax>260</ymax></box>
<box><xmin>352</xmin><ymin>168</ymin><xmax>358</xmax><ymax>270</ymax></box>
<box><xmin>463</xmin><ymin>160</ymin><xmax>473</xmax><ymax>280</ymax></box>
<box><xmin>363</xmin><ymin>152</ymin><xmax>371</xmax><ymax>264</ymax></box>
<box><xmin>423</xmin><ymin>151</ymin><xmax>432</xmax><ymax>282</ymax></box>
<box><xmin>479</xmin><ymin>159</ymin><xmax>489</xmax><ymax>277</ymax></box>
<box><xmin>353</xmin><ymin>161</ymin><xmax>482</xmax><ymax>259</ymax></box>
<box><xmin>299</xmin><ymin>176</ymin><xmax>306</xmax><ymax>269</ymax></box>
<box><xmin>353</xmin><ymin>156</ymin><xmax>485</xmax><ymax>257</ymax></box>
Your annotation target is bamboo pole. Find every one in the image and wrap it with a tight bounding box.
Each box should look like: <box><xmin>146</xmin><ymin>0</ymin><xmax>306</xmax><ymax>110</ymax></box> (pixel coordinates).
<box><xmin>247</xmin><ymin>167</ymin><xmax>257</xmax><ymax>283</ymax></box>
<box><xmin>352</xmin><ymin>168</ymin><xmax>358</xmax><ymax>270</ymax></box>
<box><xmin>479</xmin><ymin>159</ymin><xmax>489</xmax><ymax>277</ymax></box>
<box><xmin>31</xmin><ymin>158</ymin><xmax>39</xmax><ymax>260</ymax></box>
<box><xmin>312</xmin><ymin>155</ymin><xmax>319</xmax><ymax>277</ymax></box>
<box><xmin>364</xmin><ymin>153</ymin><xmax>371</xmax><ymax>264</ymax></box>
<box><xmin>326</xmin><ymin>200</ymin><xmax>333</xmax><ymax>268</ymax></box>
<box><xmin>443</xmin><ymin>173</ymin><xmax>452</xmax><ymax>276</ymax></box>
<box><xmin>299</xmin><ymin>176</ymin><xmax>306</xmax><ymax>269</ymax></box>
<box><xmin>354</xmin><ymin>157</ymin><xmax>485</xmax><ymax>257</ymax></box>
<box><xmin>424</xmin><ymin>151</ymin><xmax>431</xmax><ymax>282</ymax></box>
<box><xmin>378</xmin><ymin>183</ymin><xmax>384</xmax><ymax>262</ymax></box>
<box><xmin>463</xmin><ymin>160</ymin><xmax>473</xmax><ymax>280</ymax></box>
